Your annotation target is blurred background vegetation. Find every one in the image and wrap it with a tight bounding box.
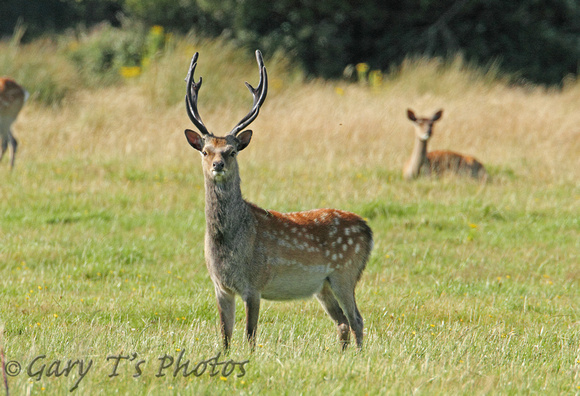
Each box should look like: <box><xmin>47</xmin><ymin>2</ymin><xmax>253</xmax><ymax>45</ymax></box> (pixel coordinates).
<box><xmin>1</xmin><ymin>0</ymin><xmax>578</xmax><ymax>86</ymax></box>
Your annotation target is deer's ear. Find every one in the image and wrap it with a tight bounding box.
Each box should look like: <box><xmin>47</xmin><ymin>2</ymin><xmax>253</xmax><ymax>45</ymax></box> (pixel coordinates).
<box><xmin>407</xmin><ymin>109</ymin><xmax>417</xmax><ymax>121</ymax></box>
<box><xmin>432</xmin><ymin>110</ymin><xmax>443</xmax><ymax>121</ymax></box>
<box><xmin>185</xmin><ymin>129</ymin><xmax>204</xmax><ymax>151</ymax></box>
<box><xmin>236</xmin><ymin>130</ymin><xmax>253</xmax><ymax>151</ymax></box>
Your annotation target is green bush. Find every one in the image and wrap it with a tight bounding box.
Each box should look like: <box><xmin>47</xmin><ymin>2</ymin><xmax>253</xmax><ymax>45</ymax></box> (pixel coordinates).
<box><xmin>203</xmin><ymin>0</ymin><xmax>580</xmax><ymax>85</ymax></box>
<box><xmin>67</xmin><ymin>23</ymin><xmax>144</xmax><ymax>86</ymax></box>
<box><xmin>2</xmin><ymin>0</ymin><xmax>578</xmax><ymax>85</ymax></box>
<box><xmin>122</xmin><ymin>0</ymin><xmax>219</xmax><ymax>35</ymax></box>
<box><xmin>66</xmin><ymin>22</ymin><xmax>169</xmax><ymax>87</ymax></box>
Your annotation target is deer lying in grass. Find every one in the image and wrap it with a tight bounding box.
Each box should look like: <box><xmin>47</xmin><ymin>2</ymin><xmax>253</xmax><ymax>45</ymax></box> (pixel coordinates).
<box><xmin>404</xmin><ymin>109</ymin><xmax>488</xmax><ymax>181</ymax></box>
<box><xmin>183</xmin><ymin>50</ymin><xmax>373</xmax><ymax>350</ymax></box>
<box><xmin>0</xmin><ymin>77</ymin><xmax>28</xmax><ymax>169</ymax></box>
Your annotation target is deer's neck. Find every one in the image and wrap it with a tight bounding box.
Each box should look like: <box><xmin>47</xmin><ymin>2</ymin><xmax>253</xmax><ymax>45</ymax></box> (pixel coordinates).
<box><xmin>405</xmin><ymin>138</ymin><xmax>428</xmax><ymax>179</ymax></box>
<box><xmin>204</xmin><ymin>173</ymin><xmax>253</xmax><ymax>241</ymax></box>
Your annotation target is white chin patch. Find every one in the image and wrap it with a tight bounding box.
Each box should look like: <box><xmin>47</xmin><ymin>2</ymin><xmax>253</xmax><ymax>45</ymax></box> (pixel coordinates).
<box><xmin>212</xmin><ymin>170</ymin><xmax>225</xmax><ymax>179</ymax></box>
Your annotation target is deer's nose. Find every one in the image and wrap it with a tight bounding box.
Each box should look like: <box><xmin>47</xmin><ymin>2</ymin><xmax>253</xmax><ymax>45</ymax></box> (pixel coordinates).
<box><xmin>213</xmin><ymin>161</ymin><xmax>225</xmax><ymax>172</ymax></box>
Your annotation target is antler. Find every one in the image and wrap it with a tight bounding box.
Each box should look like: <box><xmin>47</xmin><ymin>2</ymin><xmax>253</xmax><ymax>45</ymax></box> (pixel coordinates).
<box><xmin>185</xmin><ymin>52</ymin><xmax>210</xmax><ymax>136</ymax></box>
<box><xmin>228</xmin><ymin>50</ymin><xmax>268</xmax><ymax>136</ymax></box>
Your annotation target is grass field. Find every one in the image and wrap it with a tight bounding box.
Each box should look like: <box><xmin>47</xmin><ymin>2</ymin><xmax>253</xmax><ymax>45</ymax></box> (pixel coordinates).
<box><xmin>1</xmin><ymin>36</ymin><xmax>579</xmax><ymax>395</ymax></box>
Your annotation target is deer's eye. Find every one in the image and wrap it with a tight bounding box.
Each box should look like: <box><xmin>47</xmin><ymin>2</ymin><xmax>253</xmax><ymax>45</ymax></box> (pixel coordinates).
<box><xmin>230</xmin><ymin>151</ymin><xmax>237</xmax><ymax>157</ymax></box>
<box><xmin>202</xmin><ymin>151</ymin><xmax>208</xmax><ymax>156</ymax></box>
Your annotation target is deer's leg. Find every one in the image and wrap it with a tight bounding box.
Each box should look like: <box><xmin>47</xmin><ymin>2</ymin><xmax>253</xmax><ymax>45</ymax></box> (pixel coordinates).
<box><xmin>243</xmin><ymin>292</ymin><xmax>261</xmax><ymax>350</ymax></box>
<box><xmin>351</xmin><ymin>303</ymin><xmax>364</xmax><ymax>348</ymax></box>
<box><xmin>9</xmin><ymin>132</ymin><xmax>17</xmax><ymax>169</ymax></box>
<box><xmin>0</xmin><ymin>134</ymin><xmax>7</xmax><ymax>163</ymax></box>
<box><xmin>316</xmin><ymin>281</ymin><xmax>351</xmax><ymax>350</ymax></box>
<box><xmin>328</xmin><ymin>276</ymin><xmax>364</xmax><ymax>349</ymax></box>
<box><xmin>215</xmin><ymin>287</ymin><xmax>235</xmax><ymax>350</ymax></box>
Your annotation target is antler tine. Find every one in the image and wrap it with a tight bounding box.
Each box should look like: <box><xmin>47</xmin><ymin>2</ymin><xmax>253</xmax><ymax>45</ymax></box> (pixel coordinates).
<box><xmin>228</xmin><ymin>50</ymin><xmax>268</xmax><ymax>136</ymax></box>
<box><xmin>185</xmin><ymin>52</ymin><xmax>210</xmax><ymax>136</ymax></box>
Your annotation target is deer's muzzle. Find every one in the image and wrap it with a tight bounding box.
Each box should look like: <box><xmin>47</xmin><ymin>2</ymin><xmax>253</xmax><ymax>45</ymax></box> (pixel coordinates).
<box><xmin>213</xmin><ymin>160</ymin><xmax>225</xmax><ymax>172</ymax></box>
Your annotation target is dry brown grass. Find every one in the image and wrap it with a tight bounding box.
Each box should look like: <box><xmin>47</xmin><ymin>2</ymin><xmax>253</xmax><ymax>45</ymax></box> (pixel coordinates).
<box><xmin>12</xmin><ymin>48</ymin><xmax>579</xmax><ymax>187</ymax></box>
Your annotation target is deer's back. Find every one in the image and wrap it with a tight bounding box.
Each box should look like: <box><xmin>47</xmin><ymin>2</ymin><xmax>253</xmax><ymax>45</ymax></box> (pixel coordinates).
<box><xmin>427</xmin><ymin>150</ymin><xmax>487</xmax><ymax>180</ymax></box>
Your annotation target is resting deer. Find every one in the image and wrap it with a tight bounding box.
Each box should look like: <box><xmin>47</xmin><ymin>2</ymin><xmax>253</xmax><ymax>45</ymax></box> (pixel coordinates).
<box><xmin>183</xmin><ymin>51</ymin><xmax>373</xmax><ymax>350</ymax></box>
<box><xmin>404</xmin><ymin>109</ymin><xmax>488</xmax><ymax>181</ymax></box>
<box><xmin>0</xmin><ymin>77</ymin><xmax>28</xmax><ymax>169</ymax></box>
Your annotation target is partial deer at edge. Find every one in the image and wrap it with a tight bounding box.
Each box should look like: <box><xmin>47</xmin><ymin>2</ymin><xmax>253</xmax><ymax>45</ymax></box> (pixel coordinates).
<box><xmin>183</xmin><ymin>51</ymin><xmax>373</xmax><ymax>350</ymax></box>
<box><xmin>404</xmin><ymin>109</ymin><xmax>488</xmax><ymax>182</ymax></box>
<box><xmin>0</xmin><ymin>77</ymin><xmax>28</xmax><ymax>169</ymax></box>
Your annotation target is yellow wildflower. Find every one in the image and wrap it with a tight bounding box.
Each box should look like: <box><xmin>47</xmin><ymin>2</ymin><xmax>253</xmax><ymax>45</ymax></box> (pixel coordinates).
<box><xmin>356</xmin><ymin>63</ymin><xmax>369</xmax><ymax>73</ymax></box>
<box><xmin>120</xmin><ymin>66</ymin><xmax>142</xmax><ymax>79</ymax></box>
<box><xmin>151</xmin><ymin>25</ymin><xmax>164</xmax><ymax>36</ymax></box>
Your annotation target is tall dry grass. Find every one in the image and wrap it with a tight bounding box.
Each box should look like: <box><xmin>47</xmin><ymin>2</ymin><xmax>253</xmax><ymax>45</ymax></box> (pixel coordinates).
<box><xmin>9</xmin><ymin>40</ymin><xmax>579</xmax><ymax>187</ymax></box>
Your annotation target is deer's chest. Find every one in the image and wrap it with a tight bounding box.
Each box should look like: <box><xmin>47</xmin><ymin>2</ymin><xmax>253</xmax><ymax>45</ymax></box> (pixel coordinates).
<box><xmin>204</xmin><ymin>234</ymin><xmax>257</xmax><ymax>294</ymax></box>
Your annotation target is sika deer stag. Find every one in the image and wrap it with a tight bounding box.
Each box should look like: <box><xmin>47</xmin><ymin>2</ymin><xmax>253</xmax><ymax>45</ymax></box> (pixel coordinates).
<box><xmin>0</xmin><ymin>77</ymin><xmax>28</xmax><ymax>169</ymax></box>
<box><xmin>404</xmin><ymin>109</ymin><xmax>488</xmax><ymax>181</ymax></box>
<box><xmin>184</xmin><ymin>50</ymin><xmax>373</xmax><ymax>350</ymax></box>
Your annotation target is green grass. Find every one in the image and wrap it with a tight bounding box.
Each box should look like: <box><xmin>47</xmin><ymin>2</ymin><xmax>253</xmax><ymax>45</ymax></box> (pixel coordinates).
<box><xmin>1</xmin><ymin>156</ymin><xmax>578</xmax><ymax>395</ymax></box>
<box><xmin>1</xmin><ymin>33</ymin><xmax>580</xmax><ymax>394</ymax></box>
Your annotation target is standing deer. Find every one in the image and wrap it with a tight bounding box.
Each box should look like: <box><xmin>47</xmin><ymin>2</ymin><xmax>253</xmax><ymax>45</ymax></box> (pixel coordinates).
<box><xmin>0</xmin><ymin>78</ymin><xmax>28</xmax><ymax>169</ymax></box>
<box><xmin>183</xmin><ymin>50</ymin><xmax>373</xmax><ymax>350</ymax></box>
<box><xmin>404</xmin><ymin>109</ymin><xmax>488</xmax><ymax>181</ymax></box>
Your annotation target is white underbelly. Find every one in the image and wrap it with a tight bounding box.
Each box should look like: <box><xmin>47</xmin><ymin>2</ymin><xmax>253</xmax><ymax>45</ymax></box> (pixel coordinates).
<box><xmin>261</xmin><ymin>258</ymin><xmax>333</xmax><ymax>300</ymax></box>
